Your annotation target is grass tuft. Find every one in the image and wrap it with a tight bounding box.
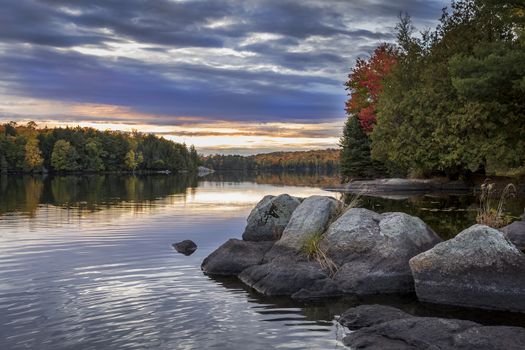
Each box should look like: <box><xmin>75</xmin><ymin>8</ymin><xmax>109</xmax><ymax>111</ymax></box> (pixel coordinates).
<box><xmin>301</xmin><ymin>232</ymin><xmax>339</xmax><ymax>277</ymax></box>
<box><xmin>476</xmin><ymin>182</ymin><xmax>516</xmax><ymax>228</ymax></box>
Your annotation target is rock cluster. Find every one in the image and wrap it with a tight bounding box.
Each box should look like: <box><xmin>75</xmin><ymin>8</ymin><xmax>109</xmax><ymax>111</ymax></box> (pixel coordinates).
<box><xmin>202</xmin><ymin>194</ymin><xmax>525</xmax><ymax>313</ymax></box>
<box><xmin>203</xmin><ymin>194</ymin><xmax>441</xmax><ymax>300</ymax></box>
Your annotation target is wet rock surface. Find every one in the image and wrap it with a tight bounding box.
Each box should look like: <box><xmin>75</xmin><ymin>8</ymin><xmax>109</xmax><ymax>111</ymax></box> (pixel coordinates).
<box><xmin>201</xmin><ymin>239</ymin><xmax>274</xmax><ymax>276</ymax></box>
<box><xmin>172</xmin><ymin>240</ymin><xmax>197</xmax><ymax>255</ymax></box>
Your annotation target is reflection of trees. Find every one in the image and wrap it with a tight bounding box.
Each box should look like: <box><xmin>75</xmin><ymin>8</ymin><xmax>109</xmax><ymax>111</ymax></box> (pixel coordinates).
<box><xmin>0</xmin><ymin>175</ymin><xmax>44</xmax><ymax>217</ymax></box>
<box><xmin>343</xmin><ymin>194</ymin><xmax>483</xmax><ymax>239</ymax></box>
<box><xmin>0</xmin><ymin>174</ymin><xmax>199</xmax><ymax>216</ymax></box>
<box><xmin>50</xmin><ymin>176</ymin><xmax>79</xmax><ymax>205</ymax></box>
<box><xmin>204</xmin><ymin>170</ymin><xmax>341</xmax><ymax>187</ymax></box>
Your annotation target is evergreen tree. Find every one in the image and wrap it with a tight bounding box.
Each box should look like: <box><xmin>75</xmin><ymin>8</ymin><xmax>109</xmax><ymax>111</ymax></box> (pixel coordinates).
<box><xmin>339</xmin><ymin>116</ymin><xmax>383</xmax><ymax>180</ymax></box>
<box><xmin>371</xmin><ymin>0</ymin><xmax>525</xmax><ymax>177</ymax></box>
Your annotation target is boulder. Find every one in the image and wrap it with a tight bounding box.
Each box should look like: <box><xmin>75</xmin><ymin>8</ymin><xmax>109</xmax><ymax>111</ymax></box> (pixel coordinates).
<box><xmin>274</xmin><ymin>195</ymin><xmax>341</xmax><ymax>251</ymax></box>
<box><xmin>410</xmin><ymin>224</ymin><xmax>525</xmax><ymax>312</ymax></box>
<box><xmin>323</xmin><ymin>209</ymin><xmax>442</xmax><ymax>294</ymax></box>
<box><xmin>339</xmin><ymin>304</ymin><xmax>411</xmax><ymax>330</ymax></box>
<box><xmin>242</xmin><ymin>194</ymin><xmax>301</xmax><ymax>242</ymax></box>
<box><xmin>201</xmin><ymin>239</ymin><xmax>274</xmax><ymax>276</ymax></box>
<box><xmin>172</xmin><ymin>240</ymin><xmax>197</xmax><ymax>255</ymax></box>
<box><xmin>341</xmin><ymin>306</ymin><xmax>525</xmax><ymax>350</ymax></box>
<box><xmin>501</xmin><ymin>219</ymin><xmax>525</xmax><ymax>251</ymax></box>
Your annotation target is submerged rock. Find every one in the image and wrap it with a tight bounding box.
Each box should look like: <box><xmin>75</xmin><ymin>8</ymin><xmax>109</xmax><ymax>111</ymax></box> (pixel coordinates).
<box><xmin>323</xmin><ymin>209</ymin><xmax>442</xmax><ymax>294</ymax></box>
<box><xmin>172</xmin><ymin>240</ymin><xmax>197</xmax><ymax>255</ymax></box>
<box><xmin>242</xmin><ymin>194</ymin><xmax>301</xmax><ymax>242</ymax></box>
<box><xmin>341</xmin><ymin>305</ymin><xmax>525</xmax><ymax>350</ymax></box>
<box><xmin>201</xmin><ymin>239</ymin><xmax>273</xmax><ymax>276</ymax></box>
<box><xmin>410</xmin><ymin>224</ymin><xmax>525</xmax><ymax>312</ymax></box>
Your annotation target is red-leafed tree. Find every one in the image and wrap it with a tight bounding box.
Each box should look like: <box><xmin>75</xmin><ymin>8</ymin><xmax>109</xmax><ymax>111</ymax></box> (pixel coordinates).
<box><xmin>345</xmin><ymin>44</ymin><xmax>398</xmax><ymax>133</ymax></box>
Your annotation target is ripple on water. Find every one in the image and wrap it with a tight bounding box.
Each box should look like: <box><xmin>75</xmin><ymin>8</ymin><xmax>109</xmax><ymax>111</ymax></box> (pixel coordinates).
<box><xmin>0</xmin><ymin>181</ymin><xmax>347</xmax><ymax>350</ymax></box>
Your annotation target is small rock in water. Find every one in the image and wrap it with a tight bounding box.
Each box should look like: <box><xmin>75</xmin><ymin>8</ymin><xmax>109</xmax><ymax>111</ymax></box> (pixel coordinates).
<box><xmin>172</xmin><ymin>240</ymin><xmax>197</xmax><ymax>256</ymax></box>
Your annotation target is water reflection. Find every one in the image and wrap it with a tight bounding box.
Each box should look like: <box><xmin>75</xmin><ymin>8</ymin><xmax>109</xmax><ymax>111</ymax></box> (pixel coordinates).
<box><xmin>0</xmin><ymin>174</ymin><xmax>199</xmax><ymax>216</ymax></box>
<box><xmin>205</xmin><ymin>170</ymin><xmax>341</xmax><ymax>188</ymax></box>
<box><xmin>342</xmin><ymin>191</ymin><xmax>525</xmax><ymax>239</ymax></box>
<box><xmin>0</xmin><ymin>173</ymin><xmax>524</xmax><ymax>350</ymax></box>
<box><xmin>2</xmin><ymin>173</ymin><xmax>524</xmax><ymax>239</ymax></box>
<box><xmin>0</xmin><ymin>175</ymin><xmax>341</xmax><ymax>350</ymax></box>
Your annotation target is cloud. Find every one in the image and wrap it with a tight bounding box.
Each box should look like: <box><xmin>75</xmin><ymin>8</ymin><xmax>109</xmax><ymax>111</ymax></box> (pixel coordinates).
<box><xmin>0</xmin><ymin>0</ymin><xmax>449</xmax><ymax>152</ymax></box>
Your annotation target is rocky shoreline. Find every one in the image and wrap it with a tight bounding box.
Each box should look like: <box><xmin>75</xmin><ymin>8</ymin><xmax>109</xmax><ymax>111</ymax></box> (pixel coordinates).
<box><xmin>202</xmin><ymin>194</ymin><xmax>525</xmax><ymax>313</ymax></box>
<box><xmin>323</xmin><ymin>178</ymin><xmax>472</xmax><ymax>195</ymax></box>
<box><xmin>338</xmin><ymin>304</ymin><xmax>525</xmax><ymax>349</ymax></box>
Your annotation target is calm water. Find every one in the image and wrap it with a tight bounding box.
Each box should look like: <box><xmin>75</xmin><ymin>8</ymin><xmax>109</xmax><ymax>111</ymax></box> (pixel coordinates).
<box><xmin>1</xmin><ymin>173</ymin><xmax>524</xmax><ymax>350</ymax></box>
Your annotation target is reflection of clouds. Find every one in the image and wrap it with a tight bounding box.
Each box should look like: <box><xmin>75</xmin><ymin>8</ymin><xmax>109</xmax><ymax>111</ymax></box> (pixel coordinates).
<box><xmin>0</xmin><ymin>181</ymin><xmax>336</xmax><ymax>239</ymax></box>
<box><xmin>0</xmin><ymin>179</ymin><xmax>344</xmax><ymax>349</ymax></box>
<box><xmin>185</xmin><ymin>182</ymin><xmax>335</xmax><ymax>210</ymax></box>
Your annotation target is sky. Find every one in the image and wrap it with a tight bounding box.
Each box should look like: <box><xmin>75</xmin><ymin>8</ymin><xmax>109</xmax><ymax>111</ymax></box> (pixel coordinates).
<box><xmin>0</xmin><ymin>0</ymin><xmax>448</xmax><ymax>154</ymax></box>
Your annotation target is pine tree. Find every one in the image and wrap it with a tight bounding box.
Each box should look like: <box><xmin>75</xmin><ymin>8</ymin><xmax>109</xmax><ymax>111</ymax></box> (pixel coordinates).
<box><xmin>339</xmin><ymin>116</ymin><xmax>383</xmax><ymax>181</ymax></box>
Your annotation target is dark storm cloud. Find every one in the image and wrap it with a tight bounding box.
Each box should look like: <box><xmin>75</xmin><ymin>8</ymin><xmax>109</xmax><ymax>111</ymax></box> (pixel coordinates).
<box><xmin>0</xmin><ymin>46</ymin><xmax>343</xmax><ymax>122</ymax></box>
<box><xmin>0</xmin><ymin>0</ymin><xmax>448</xmax><ymax>124</ymax></box>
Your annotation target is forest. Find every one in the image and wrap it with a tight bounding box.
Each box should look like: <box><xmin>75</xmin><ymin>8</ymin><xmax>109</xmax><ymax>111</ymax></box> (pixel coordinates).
<box><xmin>340</xmin><ymin>0</ymin><xmax>525</xmax><ymax>181</ymax></box>
<box><xmin>0</xmin><ymin>122</ymin><xmax>199</xmax><ymax>173</ymax></box>
<box><xmin>202</xmin><ymin>149</ymin><xmax>339</xmax><ymax>172</ymax></box>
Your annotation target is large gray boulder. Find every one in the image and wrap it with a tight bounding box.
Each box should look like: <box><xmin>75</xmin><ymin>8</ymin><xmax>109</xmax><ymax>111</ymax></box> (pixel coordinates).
<box><xmin>201</xmin><ymin>239</ymin><xmax>274</xmax><ymax>276</ymax></box>
<box><xmin>502</xmin><ymin>219</ymin><xmax>525</xmax><ymax>251</ymax></box>
<box><xmin>242</xmin><ymin>194</ymin><xmax>301</xmax><ymax>242</ymax></box>
<box><xmin>410</xmin><ymin>224</ymin><xmax>525</xmax><ymax>312</ymax></box>
<box><xmin>341</xmin><ymin>305</ymin><xmax>525</xmax><ymax>350</ymax></box>
<box><xmin>323</xmin><ymin>209</ymin><xmax>442</xmax><ymax>294</ymax></box>
<box><xmin>274</xmin><ymin>195</ymin><xmax>341</xmax><ymax>251</ymax></box>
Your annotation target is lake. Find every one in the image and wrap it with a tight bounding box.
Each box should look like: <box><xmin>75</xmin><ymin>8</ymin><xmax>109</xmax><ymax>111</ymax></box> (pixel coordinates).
<box><xmin>1</xmin><ymin>173</ymin><xmax>524</xmax><ymax>350</ymax></box>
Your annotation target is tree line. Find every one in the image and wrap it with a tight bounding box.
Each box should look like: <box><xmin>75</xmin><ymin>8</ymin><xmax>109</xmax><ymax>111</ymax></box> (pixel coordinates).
<box><xmin>340</xmin><ymin>0</ymin><xmax>525</xmax><ymax>181</ymax></box>
<box><xmin>202</xmin><ymin>149</ymin><xmax>339</xmax><ymax>173</ymax></box>
<box><xmin>0</xmin><ymin>122</ymin><xmax>199</xmax><ymax>173</ymax></box>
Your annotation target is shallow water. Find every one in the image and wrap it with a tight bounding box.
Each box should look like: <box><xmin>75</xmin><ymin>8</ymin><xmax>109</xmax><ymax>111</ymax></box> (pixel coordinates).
<box><xmin>0</xmin><ymin>173</ymin><xmax>524</xmax><ymax>349</ymax></box>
